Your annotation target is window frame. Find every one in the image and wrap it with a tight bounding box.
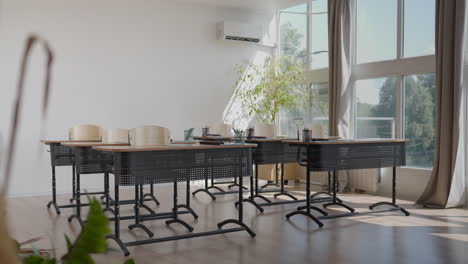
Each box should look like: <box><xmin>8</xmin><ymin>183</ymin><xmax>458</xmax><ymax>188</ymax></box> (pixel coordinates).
<box><xmin>351</xmin><ymin>0</ymin><xmax>436</xmax><ymax>170</ymax></box>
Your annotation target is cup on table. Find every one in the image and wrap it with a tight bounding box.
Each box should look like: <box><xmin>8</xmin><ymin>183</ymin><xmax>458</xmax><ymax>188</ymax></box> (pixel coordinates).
<box><xmin>302</xmin><ymin>128</ymin><xmax>313</xmax><ymax>142</ymax></box>
<box><xmin>246</xmin><ymin>127</ymin><xmax>255</xmax><ymax>139</ymax></box>
<box><xmin>202</xmin><ymin>127</ymin><xmax>209</xmax><ymax>137</ymax></box>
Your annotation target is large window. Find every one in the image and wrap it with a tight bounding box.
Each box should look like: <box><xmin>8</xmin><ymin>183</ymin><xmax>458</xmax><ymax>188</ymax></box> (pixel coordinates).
<box><xmin>356</xmin><ymin>77</ymin><xmax>397</xmax><ymax>139</ymax></box>
<box><xmin>278</xmin><ymin>1</ymin><xmax>329</xmax><ymax>136</ymax></box>
<box><xmin>404</xmin><ymin>73</ymin><xmax>436</xmax><ymax>168</ymax></box>
<box><xmin>279</xmin><ymin>83</ymin><xmax>329</xmax><ymax>137</ymax></box>
<box><xmin>353</xmin><ymin>0</ymin><xmax>436</xmax><ymax>169</ymax></box>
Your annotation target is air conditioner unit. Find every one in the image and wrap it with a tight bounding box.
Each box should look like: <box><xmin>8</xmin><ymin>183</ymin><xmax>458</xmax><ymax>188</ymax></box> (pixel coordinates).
<box><xmin>217</xmin><ymin>21</ymin><xmax>263</xmax><ymax>43</ymax></box>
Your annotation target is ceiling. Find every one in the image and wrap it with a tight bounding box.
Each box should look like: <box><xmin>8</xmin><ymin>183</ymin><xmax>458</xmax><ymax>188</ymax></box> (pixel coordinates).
<box><xmin>174</xmin><ymin>0</ymin><xmax>305</xmax><ymax>11</ymax></box>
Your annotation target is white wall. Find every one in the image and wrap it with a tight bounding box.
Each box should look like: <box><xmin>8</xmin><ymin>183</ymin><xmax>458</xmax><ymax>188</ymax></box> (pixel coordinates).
<box><xmin>0</xmin><ymin>0</ymin><xmax>276</xmax><ymax>196</ymax></box>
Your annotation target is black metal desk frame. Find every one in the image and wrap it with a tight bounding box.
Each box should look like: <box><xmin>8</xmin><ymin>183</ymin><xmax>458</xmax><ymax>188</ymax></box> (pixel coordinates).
<box><xmin>66</xmin><ymin>146</ymin><xmax>181</xmax><ymax>228</ymax></box>
<box><xmin>45</xmin><ymin>143</ymin><xmax>77</xmax><ymax>214</ymax></box>
<box><xmin>239</xmin><ymin>140</ymin><xmax>334</xmax><ymax>214</ymax></box>
<box><xmin>103</xmin><ymin>146</ymin><xmax>256</xmax><ymax>256</ymax></box>
<box><xmin>286</xmin><ymin>141</ymin><xmax>410</xmax><ymax>227</ymax></box>
<box><xmin>191</xmin><ymin>137</ymin><xmax>247</xmax><ymax>199</ymax></box>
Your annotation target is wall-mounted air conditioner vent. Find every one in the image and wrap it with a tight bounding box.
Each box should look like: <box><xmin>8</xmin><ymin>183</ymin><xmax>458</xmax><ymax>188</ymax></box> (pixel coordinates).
<box><xmin>218</xmin><ymin>21</ymin><xmax>263</xmax><ymax>44</ymax></box>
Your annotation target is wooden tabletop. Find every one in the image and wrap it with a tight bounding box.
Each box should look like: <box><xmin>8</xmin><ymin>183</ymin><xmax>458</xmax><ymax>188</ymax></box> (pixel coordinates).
<box><xmin>93</xmin><ymin>143</ymin><xmax>257</xmax><ymax>152</ymax></box>
<box><xmin>246</xmin><ymin>136</ymin><xmax>341</xmax><ymax>143</ymax></box>
<box><xmin>41</xmin><ymin>139</ymin><xmax>101</xmax><ymax>144</ymax></box>
<box><xmin>62</xmin><ymin>142</ymin><xmax>129</xmax><ymax>147</ymax></box>
<box><xmin>283</xmin><ymin>138</ymin><xmax>408</xmax><ymax>145</ymax></box>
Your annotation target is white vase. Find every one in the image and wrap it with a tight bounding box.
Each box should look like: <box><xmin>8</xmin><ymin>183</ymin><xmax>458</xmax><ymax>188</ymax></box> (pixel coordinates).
<box><xmin>254</xmin><ymin>123</ymin><xmax>277</xmax><ymax>138</ymax></box>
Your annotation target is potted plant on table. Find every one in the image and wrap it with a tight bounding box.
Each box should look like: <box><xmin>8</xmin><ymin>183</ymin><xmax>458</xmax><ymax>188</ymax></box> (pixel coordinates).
<box><xmin>234</xmin><ymin>56</ymin><xmax>304</xmax><ymax>136</ymax></box>
<box><xmin>233</xmin><ymin>56</ymin><xmax>304</xmax><ymax>183</ymax></box>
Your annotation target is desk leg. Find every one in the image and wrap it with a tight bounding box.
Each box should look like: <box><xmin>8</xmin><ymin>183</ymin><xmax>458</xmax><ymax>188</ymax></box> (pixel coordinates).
<box><xmin>129</xmin><ymin>185</ymin><xmax>154</xmax><ymax>237</ymax></box>
<box><xmin>228</xmin><ymin>171</ymin><xmax>249</xmax><ymax>190</ymax></box>
<box><xmin>177</xmin><ymin>178</ymin><xmax>199</xmax><ymax>219</ymax></box>
<box><xmin>166</xmin><ymin>178</ymin><xmax>194</xmax><ymax>232</ymax></box>
<box><xmin>286</xmin><ymin>147</ymin><xmax>324</xmax><ymax>228</ymax></box>
<box><xmin>47</xmin><ymin>166</ymin><xmax>61</xmax><ymax>215</ymax></box>
<box><xmin>207</xmin><ymin>174</ymin><xmax>226</xmax><ymax>193</ymax></box>
<box><xmin>192</xmin><ymin>165</ymin><xmax>217</xmax><ymax>200</ymax></box>
<box><xmin>218</xmin><ymin>151</ymin><xmax>256</xmax><ymax>237</ymax></box>
<box><xmin>309</xmin><ymin>171</ymin><xmax>343</xmax><ymax>203</ymax></box>
<box><xmin>103</xmin><ymin>173</ymin><xmax>115</xmax><ymax>215</ymax></box>
<box><xmin>236</xmin><ymin>162</ymin><xmax>265</xmax><ymax>213</ymax></box>
<box><xmin>67</xmin><ymin>173</ymin><xmax>84</xmax><ymax>228</ymax></box>
<box><xmin>143</xmin><ymin>184</ymin><xmax>161</xmax><ymax>206</ymax></box>
<box><xmin>369</xmin><ymin>167</ymin><xmax>410</xmax><ymax>216</ymax></box>
<box><xmin>69</xmin><ymin>165</ymin><xmax>77</xmax><ymax>203</ymax></box>
<box><xmin>107</xmin><ymin>182</ymin><xmax>130</xmax><ymax>256</ymax></box>
<box><xmin>273</xmin><ymin>162</ymin><xmax>298</xmax><ymax>200</ymax></box>
<box><xmin>323</xmin><ymin>171</ymin><xmax>355</xmax><ymax>213</ymax></box>
<box><xmin>252</xmin><ymin>164</ymin><xmax>272</xmax><ymax>203</ymax></box>
<box><xmin>260</xmin><ymin>163</ymin><xmax>281</xmax><ymax>189</ymax></box>
<box><xmin>139</xmin><ymin>185</ymin><xmax>155</xmax><ymax>214</ymax></box>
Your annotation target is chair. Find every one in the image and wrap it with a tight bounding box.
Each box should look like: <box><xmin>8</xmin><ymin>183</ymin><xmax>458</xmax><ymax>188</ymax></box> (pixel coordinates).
<box><xmin>129</xmin><ymin>126</ymin><xmax>171</xmax><ymax>146</ymax></box>
<box><xmin>102</xmin><ymin>129</ymin><xmax>129</xmax><ymax>144</ymax></box>
<box><xmin>69</xmin><ymin>124</ymin><xmax>102</xmax><ymax>141</ymax></box>
<box><xmin>67</xmin><ymin>124</ymin><xmax>103</xmax><ymax>204</ymax></box>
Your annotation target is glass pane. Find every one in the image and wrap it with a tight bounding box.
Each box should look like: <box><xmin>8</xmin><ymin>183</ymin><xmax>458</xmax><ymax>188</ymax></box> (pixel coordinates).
<box><xmin>356</xmin><ymin>77</ymin><xmax>397</xmax><ymax>139</ymax></box>
<box><xmin>357</xmin><ymin>0</ymin><xmax>397</xmax><ymax>63</ymax></box>
<box><xmin>280</xmin><ymin>13</ymin><xmax>307</xmax><ymax>68</ymax></box>
<box><xmin>279</xmin><ymin>83</ymin><xmax>329</xmax><ymax>137</ymax></box>
<box><xmin>309</xmin><ymin>82</ymin><xmax>329</xmax><ymax>134</ymax></box>
<box><xmin>404</xmin><ymin>0</ymin><xmax>435</xmax><ymax>57</ymax></box>
<box><xmin>311</xmin><ymin>0</ymin><xmax>328</xmax><ymax>13</ymax></box>
<box><xmin>310</xmin><ymin>13</ymin><xmax>329</xmax><ymax>69</ymax></box>
<box><xmin>279</xmin><ymin>85</ymin><xmax>309</xmax><ymax>137</ymax></box>
<box><xmin>283</xmin><ymin>3</ymin><xmax>308</xmax><ymax>12</ymax></box>
<box><xmin>404</xmin><ymin>73</ymin><xmax>436</xmax><ymax>168</ymax></box>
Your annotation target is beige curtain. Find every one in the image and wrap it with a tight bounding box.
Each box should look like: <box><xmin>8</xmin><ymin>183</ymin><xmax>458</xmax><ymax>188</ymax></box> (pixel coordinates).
<box><xmin>328</xmin><ymin>0</ymin><xmax>353</xmax><ymax>191</ymax></box>
<box><xmin>328</xmin><ymin>0</ymin><xmax>353</xmax><ymax>138</ymax></box>
<box><xmin>417</xmin><ymin>0</ymin><xmax>467</xmax><ymax>208</ymax></box>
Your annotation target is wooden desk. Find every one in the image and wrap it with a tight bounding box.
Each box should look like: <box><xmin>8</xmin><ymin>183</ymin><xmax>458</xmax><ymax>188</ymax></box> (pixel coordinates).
<box><xmin>41</xmin><ymin>139</ymin><xmax>101</xmax><ymax>215</ymax></box>
<box><xmin>62</xmin><ymin>142</ymin><xmax>130</xmax><ymax>227</ymax></box>
<box><xmin>94</xmin><ymin>144</ymin><xmax>256</xmax><ymax>256</ymax></box>
<box><xmin>238</xmin><ymin>137</ymin><xmax>341</xmax><ymax>213</ymax></box>
<box><xmin>285</xmin><ymin>139</ymin><xmax>409</xmax><ymax>227</ymax></box>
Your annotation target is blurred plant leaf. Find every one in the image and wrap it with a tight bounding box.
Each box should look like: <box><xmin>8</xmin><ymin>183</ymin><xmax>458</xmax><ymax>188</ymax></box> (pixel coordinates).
<box><xmin>61</xmin><ymin>198</ymin><xmax>111</xmax><ymax>264</ymax></box>
<box><xmin>22</xmin><ymin>255</ymin><xmax>55</xmax><ymax>264</ymax></box>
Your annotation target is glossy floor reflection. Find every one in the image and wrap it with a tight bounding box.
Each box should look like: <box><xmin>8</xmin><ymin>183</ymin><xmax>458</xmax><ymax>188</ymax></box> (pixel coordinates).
<box><xmin>7</xmin><ymin>181</ymin><xmax>468</xmax><ymax>264</ymax></box>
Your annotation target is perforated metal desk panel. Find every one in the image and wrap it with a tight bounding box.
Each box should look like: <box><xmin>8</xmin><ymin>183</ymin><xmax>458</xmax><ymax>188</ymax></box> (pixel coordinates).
<box><xmin>245</xmin><ymin>137</ymin><xmax>341</xmax><ymax>165</ymax></box>
<box><xmin>285</xmin><ymin>139</ymin><xmax>407</xmax><ymax>171</ymax></box>
<box><xmin>42</xmin><ymin>140</ymin><xmax>100</xmax><ymax>167</ymax></box>
<box><xmin>93</xmin><ymin>143</ymin><xmax>257</xmax><ymax>256</ymax></box>
<box><xmin>62</xmin><ymin>142</ymin><xmax>129</xmax><ymax>175</ymax></box>
<box><xmin>94</xmin><ymin>144</ymin><xmax>255</xmax><ymax>186</ymax></box>
<box><xmin>282</xmin><ymin>139</ymin><xmax>409</xmax><ymax>226</ymax></box>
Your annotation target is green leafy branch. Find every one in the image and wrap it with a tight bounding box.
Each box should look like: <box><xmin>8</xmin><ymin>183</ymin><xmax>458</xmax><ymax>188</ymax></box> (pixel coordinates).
<box><xmin>234</xmin><ymin>56</ymin><xmax>305</xmax><ymax>125</ymax></box>
<box><xmin>21</xmin><ymin>198</ymin><xmax>134</xmax><ymax>264</ymax></box>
